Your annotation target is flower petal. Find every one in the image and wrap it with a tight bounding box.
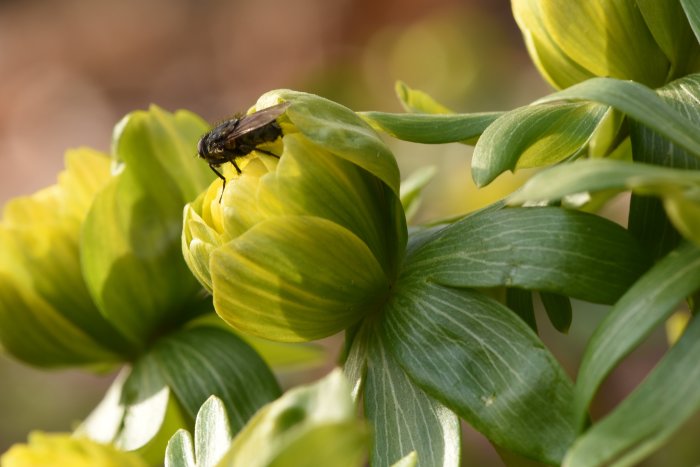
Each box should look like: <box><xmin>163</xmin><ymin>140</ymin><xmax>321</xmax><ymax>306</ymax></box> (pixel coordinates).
<box><xmin>211</xmin><ymin>216</ymin><xmax>389</xmax><ymax>342</ymax></box>
<box><xmin>257</xmin><ymin>90</ymin><xmax>401</xmax><ymax>197</ymax></box>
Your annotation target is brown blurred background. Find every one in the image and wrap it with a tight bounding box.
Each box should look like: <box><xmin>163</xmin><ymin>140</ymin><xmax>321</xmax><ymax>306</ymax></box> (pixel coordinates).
<box><xmin>0</xmin><ymin>0</ymin><xmax>697</xmax><ymax>465</ymax></box>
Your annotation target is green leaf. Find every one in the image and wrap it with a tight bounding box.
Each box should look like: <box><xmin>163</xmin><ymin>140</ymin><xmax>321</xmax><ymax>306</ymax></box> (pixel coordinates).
<box><xmin>177</xmin><ymin>313</ymin><xmax>327</xmax><ymax>371</ymax></box>
<box><xmin>472</xmin><ymin>102</ymin><xmax>607</xmax><ymax>186</ymax></box>
<box><xmin>259</xmin><ymin>90</ymin><xmax>401</xmax><ymax>197</ymax></box>
<box><xmin>211</xmin><ymin>216</ymin><xmax>390</xmax><ymax>342</ymax></box>
<box><xmin>394</xmin><ymin>81</ymin><xmax>454</xmax><ymax>114</ymax></box>
<box><xmin>383</xmin><ymin>282</ymin><xmax>576</xmax><ymax>464</ymax></box>
<box><xmin>343</xmin><ymin>324</ymin><xmax>370</xmax><ymax>402</ymax></box>
<box><xmin>573</xmin><ymin>242</ymin><xmax>700</xmax><ymax>428</ymax></box>
<box><xmin>681</xmin><ymin>0</ymin><xmax>700</xmax><ymax>44</ymax></box>
<box><xmin>400</xmin><ymin>166</ymin><xmax>436</xmax><ymax>223</ymax></box>
<box><xmin>166</xmin><ymin>396</ymin><xmax>232</xmax><ymax>467</ymax></box>
<box><xmin>79</xmin><ymin>356</ymin><xmax>189</xmax><ymax>464</ymax></box>
<box><xmin>76</xmin><ymin>369</ymin><xmax>131</xmax><ymax>444</ymax></box>
<box><xmin>79</xmin><ymin>326</ymin><xmax>279</xmax><ymax>461</ymax></box>
<box><xmin>628</xmin><ymin>74</ymin><xmax>700</xmax><ymax>258</ymax></box>
<box><xmin>510</xmin><ymin>159</ymin><xmax>700</xmax><ymax>204</ymax></box>
<box><xmin>564</xmin><ymin>314</ymin><xmax>700</xmax><ymax>467</ymax></box>
<box><xmin>535</xmin><ymin>77</ymin><xmax>700</xmax><ymax>159</ymax></box>
<box><xmin>165</xmin><ymin>430</ymin><xmax>196</xmax><ymax>467</ymax></box>
<box><xmin>540</xmin><ymin>292</ymin><xmax>572</xmax><ymax>334</ymax></box>
<box><xmin>194</xmin><ymin>396</ymin><xmax>233</xmax><ymax>463</ymax></box>
<box><xmin>403</xmin><ymin>207</ymin><xmax>647</xmax><ymax>305</ymax></box>
<box><xmin>359</xmin><ymin>111</ymin><xmax>501</xmax><ymax>145</ymax></box>
<box><xmin>508</xmin><ymin>159</ymin><xmax>700</xmax><ymax>246</ymax></box>
<box><xmin>365</xmin><ymin>329</ymin><xmax>460</xmax><ymax>467</ymax></box>
<box><xmin>217</xmin><ymin>369</ymin><xmax>368</xmax><ymax>467</ymax></box>
<box><xmin>506</xmin><ymin>288</ymin><xmax>537</xmax><ymax>332</ymax></box>
<box><xmin>150</xmin><ymin>325</ymin><xmax>281</xmax><ymax>431</ymax></box>
<box><xmin>81</xmin><ymin>107</ymin><xmax>213</xmax><ymax>346</ymax></box>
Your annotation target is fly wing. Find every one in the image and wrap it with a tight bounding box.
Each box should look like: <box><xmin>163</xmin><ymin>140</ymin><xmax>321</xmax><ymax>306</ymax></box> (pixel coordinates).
<box><xmin>224</xmin><ymin>102</ymin><xmax>290</xmax><ymax>141</ymax></box>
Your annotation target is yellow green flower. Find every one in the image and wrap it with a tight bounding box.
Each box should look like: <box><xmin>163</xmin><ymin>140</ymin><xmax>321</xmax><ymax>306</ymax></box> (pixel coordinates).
<box><xmin>0</xmin><ymin>106</ymin><xmax>214</xmax><ymax>368</ymax></box>
<box><xmin>182</xmin><ymin>90</ymin><xmax>406</xmax><ymax>342</ymax></box>
<box><xmin>1</xmin><ymin>432</ymin><xmax>148</xmax><ymax>467</ymax></box>
<box><xmin>0</xmin><ymin>149</ymin><xmax>132</xmax><ymax>367</ymax></box>
<box><xmin>512</xmin><ymin>0</ymin><xmax>700</xmax><ymax>89</ymax></box>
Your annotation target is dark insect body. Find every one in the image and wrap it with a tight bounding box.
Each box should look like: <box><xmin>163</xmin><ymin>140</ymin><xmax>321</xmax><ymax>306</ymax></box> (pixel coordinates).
<box><xmin>197</xmin><ymin>102</ymin><xmax>290</xmax><ymax>199</ymax></box>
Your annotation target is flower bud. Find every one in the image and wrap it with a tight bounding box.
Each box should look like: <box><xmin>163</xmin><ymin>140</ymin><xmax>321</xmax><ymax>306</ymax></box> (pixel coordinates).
<box><xmin>182</xmin><ymin>91</ymin><xmax>407</xmax><ymax>342</ymax></box>
<box><xmin>512</xmin><ymin>0</ymin><xmax>700</xmax><ymax>89</ymax></box>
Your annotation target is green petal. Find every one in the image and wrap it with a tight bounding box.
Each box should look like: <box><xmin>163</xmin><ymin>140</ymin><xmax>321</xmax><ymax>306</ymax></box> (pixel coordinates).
<box><xmin>252</xmin><ymin>133</ymin><xmax>405</xmax><ymax>280</ymax></box>
<box><xmin>0</xmin><ymin>270</ymin><xmax>122</xmax><ymax>366</ymax></box>
<box><xmin>82</xmin><ymin>107</ymin><xmax>213</xmax><ymax>346</ymax></box>
<box><xmin>539</xmin><ymin>0</ymin><xmax>668</xmax><ymax>87</ymax></box>
<box><xmin>112</xmin><ymin>105</ymin><xmax>213</xmax><ymax>204</ymax></box>
<box><xmin>637</xmin><ymin>0</ymin><xmax>700</xmax><ymax>80</ymax></box>
<box><xmin>82</xmin><ymin>174</ymin><xmax>204</xmax><ymax>346</ymax></box>
<box><xmin>512</xmin><ymin>0</ymin><xmax>596</xmax><ymax>89</ymax></box>
<box><xmin>257</xmin><ymin>90</ymin><xmax>401</xmax><ymax>197</ymax></box>
<box><xmin>1</xmin><ymin>433</ymin><xmax>148</xmax><ymax>467</ymax></box>
<box><xmin>211</xmin><ymin>216</ymin><xmax>389</xmax><ymax>342</ymax></box>
<box><xmin>182</xmin><ymin>201</ymin><xmax>224</xmax><ymax>293</ymax></box>
<box><xmin>0</xmin><ymin>149</ymin><xmax>133</xmax><ymax>365</ymax></box>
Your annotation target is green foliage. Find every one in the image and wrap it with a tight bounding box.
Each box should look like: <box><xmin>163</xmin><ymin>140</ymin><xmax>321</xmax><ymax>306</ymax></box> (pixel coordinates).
<box><xmin>2</xmin><ymin>3</ymin><xmax>700</xmax><ymax>467</ymax></box>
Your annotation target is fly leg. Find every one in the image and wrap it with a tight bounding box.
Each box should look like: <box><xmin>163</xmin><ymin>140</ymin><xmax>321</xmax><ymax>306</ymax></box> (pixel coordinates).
<box><xmin>209</xmin><ymin>164</ymin><xmax>227</xmax><ymax>203</ymax></box>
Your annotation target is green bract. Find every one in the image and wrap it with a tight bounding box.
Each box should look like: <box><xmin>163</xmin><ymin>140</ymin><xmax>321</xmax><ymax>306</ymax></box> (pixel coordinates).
<box><xmin>182</xmin><ymin>90</ymin><xmax>406</xmax><ymax>342</ymax></box>
<box><xmin>512</xmin><ymin>0</ymin><xmax>700</xmax><ymax>89</ymax></box>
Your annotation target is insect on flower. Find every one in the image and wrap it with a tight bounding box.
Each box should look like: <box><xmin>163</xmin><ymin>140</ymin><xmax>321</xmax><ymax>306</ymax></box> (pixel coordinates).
<box><xmin>197</xmin><ymin>102</ymin><xmax>290</xmax><ymax>199</ymax></box>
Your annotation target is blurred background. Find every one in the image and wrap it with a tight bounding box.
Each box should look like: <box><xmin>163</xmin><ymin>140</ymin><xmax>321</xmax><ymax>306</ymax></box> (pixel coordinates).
<box><xmin>0</xmin><ymin>0</ymin><xmax>697</xmax><ymax>465</ymax></box>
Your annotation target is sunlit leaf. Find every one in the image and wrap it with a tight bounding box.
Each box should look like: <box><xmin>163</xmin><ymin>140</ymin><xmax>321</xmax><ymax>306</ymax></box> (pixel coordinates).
<box><xmin>472</xmin><ymin>102</ymin><xmax>607</xmax><ymax>186</ymax></box>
